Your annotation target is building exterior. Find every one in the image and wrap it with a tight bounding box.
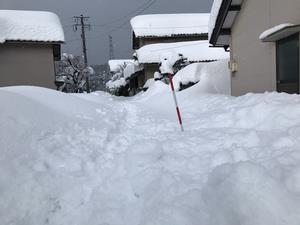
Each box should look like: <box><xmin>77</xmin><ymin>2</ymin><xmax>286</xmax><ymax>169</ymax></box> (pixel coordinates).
<box><xmin>131</xmin><ymin>14</ymin><xmax>210</xmax><ymax>50</ymax></box>
<box><xmin>130</xmin><ymin>13</ymin><xmax>229</xmax><ymax>86</ymax></box>
<box><xmin>209</xmin><ymin>0</ymin><xmax>300</xmax><ymax>96</ymax></box>
<box><xmin>136</xmin><ymin>40</ymin><xmax>229</xmax><ymax>81</ymax></box>
<box><xmin>0</xmin><ymin>10</ymin><xmax>65</xmax><ymax>89</ymax></box>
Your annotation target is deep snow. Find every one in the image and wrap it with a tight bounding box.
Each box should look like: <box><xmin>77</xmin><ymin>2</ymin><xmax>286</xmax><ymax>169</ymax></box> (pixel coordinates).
<box><xmin>1</xmin><ymin>83</ymin><xmax>300</xmax><ymax>225</ymax></box>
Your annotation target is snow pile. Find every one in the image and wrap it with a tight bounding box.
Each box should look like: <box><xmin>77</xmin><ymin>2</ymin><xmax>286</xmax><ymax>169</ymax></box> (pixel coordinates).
<box><xmin>123</xmin><ymin>61</ymin><xmax>142</xmax><ymax>79</ymax></box>
<box><xmin>173</xmin><ymin>59</ymin><xmax>230</xmax><ymax>93</ymax></box>
<box><xmin>259</xmin><ymin>23</ymin><xmax>295</xmax><ymax>40</ymax></box>
<box><xmin>130</xmin><ymin>14</ymin><xmax>209</xmax><ymax>37</ymax></box>
<box><xmin>106</xmin><ymin>77</ymin><xmax>127</xmax><ymax>90</ymax></box>
<box><xmin>0</xmin><ymin>10</ymin><xmax>64</xmax><ymax>43</ymax></box>
<box><xmin>136</xmin><ymin>40</ymin><xmax>229</xmax><ymax>64</ymax></box>
<box><xmin>108</xmin><ymin>59</ymin><xmax>134</xmax><ymax>73</ymax></box>
<box><xmin>2</xmin><ymin>81</ymin><xmax>300</xmax><ymax>224</ymax></box>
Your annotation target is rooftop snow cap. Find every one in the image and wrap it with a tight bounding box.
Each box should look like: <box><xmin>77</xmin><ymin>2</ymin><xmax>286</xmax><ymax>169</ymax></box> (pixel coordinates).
<box><xmin>108</xmin><ymin>59</ymin><xmax>134</xmax><ymax>73</ymax></box>
<box><xmin>130</xmin><ymin>14</ymin><xmax>210</xmax><ymax>38</ymax></box>
<box><xmin>0</xmin><ymin>10</ymin><xmax>65</xmax><ymax>43</ymax></box>
<box><xmin>136</xmin><ymin>40</ymin><xmax>229</xmax><ymax>64</ymax></box>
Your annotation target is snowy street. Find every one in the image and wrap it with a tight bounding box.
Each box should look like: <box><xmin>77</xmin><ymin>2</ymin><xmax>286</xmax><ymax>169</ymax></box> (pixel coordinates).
<box><xmin>1</xmin><ymin>82</ymin><xmax>300</xmax><ymax>225</ymax></box>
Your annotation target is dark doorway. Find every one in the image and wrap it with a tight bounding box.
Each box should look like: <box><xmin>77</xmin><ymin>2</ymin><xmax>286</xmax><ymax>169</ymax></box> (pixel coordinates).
<box><xmin>276</xmin><ymin>34</ymin><xmax>299</xmax><ymax>94</ymax></box>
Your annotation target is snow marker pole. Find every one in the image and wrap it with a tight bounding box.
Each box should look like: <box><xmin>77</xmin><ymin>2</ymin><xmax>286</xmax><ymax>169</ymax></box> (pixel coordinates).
<box><xmin>168</xmin><ymin>73</ymin><xmax>184</xmax><ymax>132</ymax></box>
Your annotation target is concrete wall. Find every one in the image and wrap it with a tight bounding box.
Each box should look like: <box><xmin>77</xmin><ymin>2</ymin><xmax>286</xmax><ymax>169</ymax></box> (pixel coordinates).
<box><xmin>0</xmin><ymin>42</ymin><xmax>56</xmax><ymax>89</ymax></box>
<box><xmin>231</xmin><ymin>0</ymin><xmax>300</xmax><ymax>96</ymax></box>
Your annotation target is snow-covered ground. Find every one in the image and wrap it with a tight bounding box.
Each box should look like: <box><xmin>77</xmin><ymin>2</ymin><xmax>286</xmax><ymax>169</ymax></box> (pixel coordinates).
<box><xmin>1</xmin><ymin>82</ymin><xmax>300</xmax><ymax>225</ymax></box>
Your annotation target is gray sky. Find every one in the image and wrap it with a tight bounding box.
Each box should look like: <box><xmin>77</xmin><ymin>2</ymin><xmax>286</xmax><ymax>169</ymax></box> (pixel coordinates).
<box><xmin>2</xmin><ymin>0</ymin><xmax>213</xmax><ymax>65</ymax></box>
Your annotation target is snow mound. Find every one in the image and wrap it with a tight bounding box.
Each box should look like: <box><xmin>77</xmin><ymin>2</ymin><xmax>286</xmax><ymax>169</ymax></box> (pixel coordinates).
<box><xmin>0</xmin><ymin>10</ymin><xmax>64</xmax><ymax>43</ymax></box>
<box><xmin>173</xmin><ymin>59</ymin><xmax>230</xmax><ymax>93</ymax></box>
<box><xmin>204</xmin><ymin>162</ymin><xmax>300</xmax><ymax>225</ymax></box>
<box><xmin>2</xmin><ymin>84</ymin><xmax>300</xmax><ymax>225</ymax></box>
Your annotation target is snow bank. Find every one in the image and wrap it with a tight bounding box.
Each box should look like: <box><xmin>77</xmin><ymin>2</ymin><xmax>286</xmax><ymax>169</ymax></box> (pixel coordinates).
<box><xmin>0</xmin><ymin>10</ymin><xmax>64</xmax><ymax>43</ymax></box>
<box><xmin>136</xmin><ymin>40</ymin><xmax>229</xmax><ymax>64</ymax></box>
<box><xmin>130</xmin><ymin>14</ymin><xmax>209</xmax><ymax>38</ymax></box>
<box><xmin>204</xmin><ymin>162</ymin><xmax>300</xmax><ymax>225</ymax></box>
<box><xmin>2</xmin><ymin>82</ymin><xmax>300</xmax><ymax>225</ymax></box>
<box><xmin>173</xmin><ymin>59</ymin><xmax>230</xmax><ymax>93</ymax></box>
<box><xmin>259</xmin><ymin>23</ymin><xmax>295</xmax><ymax>40</ymax></box>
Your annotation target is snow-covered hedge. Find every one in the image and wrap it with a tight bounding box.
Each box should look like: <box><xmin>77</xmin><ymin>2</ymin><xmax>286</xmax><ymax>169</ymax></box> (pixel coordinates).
<box><xmin>172</xmin><ymin>59</ymin><xmax>230</xmax><ymax>94</ymax></box>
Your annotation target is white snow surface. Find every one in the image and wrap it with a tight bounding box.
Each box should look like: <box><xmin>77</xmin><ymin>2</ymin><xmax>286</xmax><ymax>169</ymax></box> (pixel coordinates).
<box><xmin>108</xmin><ymin>59</ymin><xmax>134</xmax><ymax>73</ymax></box>
<box><xmin>0</xmin><ymin>10</ymin><xmax>65</xmax><ymax>43</ymax></box>
<box><xmin>136</xmin><ymin>40</ymin><xmax>229</xmax><ymax>64</ymax></box>
<box><xmin>130</xmin><ymin>14</ymin><xmax>209</xmax><ymax>38</ymax></box>
<box><xmin>208</xmin><ymin>0</ymin><xmax>223</xmax><ymax>39</ymax></box>
<box><xmin>173</xmin><ymin>59</ymin><xmax>230</xmax><ymax>94</ymax></box>
<box><xmin>259</xmin><ymin>23</ymin><xmax>295</xmax><ymax>40</ymax></box>
<box><xmin>2</xmin><ymin>83</ymin><xmax>300</xmax><ymax>225</ymax></box>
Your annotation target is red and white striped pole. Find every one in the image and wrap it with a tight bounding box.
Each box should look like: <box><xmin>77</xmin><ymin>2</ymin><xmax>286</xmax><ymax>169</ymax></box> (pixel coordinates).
<box><xmin>168</xmin><ymin>73</ymin><xmax>184</xmax><ymax>132</ymax></box>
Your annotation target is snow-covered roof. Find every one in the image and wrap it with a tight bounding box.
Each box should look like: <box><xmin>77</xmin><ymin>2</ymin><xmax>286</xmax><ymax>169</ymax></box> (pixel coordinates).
<box><xmin>208</xmin><ymin>0</ymin><xmax>223</xmax><ymax>39</ymax></box>
<box><xmin>130</xmin><ymin>14</ymin><xmax>210</xmax><ymax>38</ymax></box>
<box><xmin>108</xmin><ymin>59</ymin><xmax>134</xmax><ymax>73</ymax></box>
<box><xmin>208</xmin><ymin>0</ymin><xmax>243</xmax><ymax>46</ymax></box>
<box><xmin>259</xmin><ymin>23</ymin><xmax>300</xmax><ymax>41</ymax></box>
<box><xmin>0</xmin><ymin>10</ymin><xmax>65</xmax><ymax>44</ymax></box>
<box><xmin>136</xmin><ymin>40</ymin><xmax>229</xmax><ymax>64</ymax></box>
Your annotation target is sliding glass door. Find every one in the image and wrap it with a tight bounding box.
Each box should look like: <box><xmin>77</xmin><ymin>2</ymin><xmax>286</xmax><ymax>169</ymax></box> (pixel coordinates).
<box><xmin>276</xmin><ymin>34</ymin><xmax>299</xmax><ymax>94</ymax></box>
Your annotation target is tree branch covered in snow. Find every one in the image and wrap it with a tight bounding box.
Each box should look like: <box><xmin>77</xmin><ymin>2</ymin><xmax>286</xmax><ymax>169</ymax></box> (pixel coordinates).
<box><xmin>55</xmin><ymin>53</ymin><xmax>95</xmax><ymax>93</ymax></box>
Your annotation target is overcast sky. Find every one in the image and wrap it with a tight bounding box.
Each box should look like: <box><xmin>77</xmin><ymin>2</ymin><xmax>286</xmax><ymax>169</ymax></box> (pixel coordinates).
<box><xmin>2</xmin><ymin>0</ymin><xmax>213</xmax><ymax>65</ymax></box>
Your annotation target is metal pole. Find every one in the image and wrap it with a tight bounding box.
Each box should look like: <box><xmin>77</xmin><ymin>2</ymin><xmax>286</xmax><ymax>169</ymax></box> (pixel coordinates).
<box><xmin>168</xmin><ymin>74</ymin><xmax>184</xmax><ymax>132</ymax></box>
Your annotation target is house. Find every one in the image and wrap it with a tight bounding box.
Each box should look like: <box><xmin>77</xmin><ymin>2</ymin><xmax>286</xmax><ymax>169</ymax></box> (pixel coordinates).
<box><xmin>107</xmin><ymin>59</ymin><xmax>143</xmax><ymax>96</ymax></box>
<box><xmin>130</xmin><ymin>13</ymin><xmax>229</xmax><ymax>85</ymax></box>
<box><xmin>0</xmin><ymin>10</ymin><xmax>64</xmax><ymax>89</ymax></box>
<box><xmin>209</xmin><ymin>0</ymin><xmax>300</xmax><ymax>96</ymax></box>
<box><xmin>130</xmin><ymin>14</ymin><xmax>210</xmax><ymax>49</ymax></box>
<box><xmin>136</xmin><ymin>40</ymin><xmax>229</xmax><ymax>81</ymax></box>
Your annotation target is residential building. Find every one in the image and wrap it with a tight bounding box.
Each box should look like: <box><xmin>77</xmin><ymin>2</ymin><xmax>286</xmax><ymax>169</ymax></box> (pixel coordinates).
<box><xmin>209</xmin><ymin>0</ymin><xmax>300</xmax><ymax>96</ymax></box>
<box><xmin>130</xmin><ymin>14</ymin><xmax>210</xmax><ymax>50</ymax></box>
<box><xmin>0</xmin><ymin>10</ymin><xmax>64</xmax><ymax>89</ymax></box>
<box><xmin>136</xmin><ymin>40</ymin><xmax>229</xmax><ymax>81</ymax></box>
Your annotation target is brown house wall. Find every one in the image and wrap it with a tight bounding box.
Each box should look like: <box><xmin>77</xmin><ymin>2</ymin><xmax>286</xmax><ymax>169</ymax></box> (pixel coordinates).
<box><xmin>230</xmin><ymin>0</ymin><xmax>300</xmax><ymax>96</ymax></box>
<box><xmin>0</xmin><ymin>43</ymin><xmax>56</xmax><ymax>89</ymax></box>
<box><xmin>134</xmin><ymin>34</ymin><xmax>208</xmax><ymax>49</ymax></box>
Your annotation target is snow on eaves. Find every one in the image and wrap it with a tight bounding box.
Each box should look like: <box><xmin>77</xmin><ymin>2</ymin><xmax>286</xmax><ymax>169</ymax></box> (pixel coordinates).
<box><xmin>259</xmin><ymin>23</ymin><xmax>295</xmax><ymax>40</ymax></box>
<box><xmin>130</xmin><ymin>14</ymin><xmax>210</xmax><ymax>38</ymax></box>
<box><xmin>208</xmin><ymin>0</ymin><xmax>223</xmax><ymax>40</ymax></box>
<box><xmin>108</xmin><ymin>59</ymin><xmax>134</xmax><ymax>73</ymax></box>
<box><xmin>136</xmin><ymin>40</ymin><xmax>229</xmax><ymax>64</ymax></box>
<box><xmin>0</xmin><ymin>10</ymin><xmax>65</xmax><ymax>43</ymax></box>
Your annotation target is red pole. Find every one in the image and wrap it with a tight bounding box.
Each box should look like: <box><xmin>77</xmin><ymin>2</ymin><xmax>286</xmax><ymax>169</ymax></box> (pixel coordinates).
<box><xmin>168</xmin><ymin>74</ymin><xmax>184</xmax><ymax>132</ymax></box>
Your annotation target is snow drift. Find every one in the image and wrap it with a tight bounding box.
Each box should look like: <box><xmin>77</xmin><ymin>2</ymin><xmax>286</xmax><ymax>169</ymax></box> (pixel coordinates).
<box><xmin>1</xmin><ymin>83</ymin><xmax>300</xmax><ymax>225</ymax></box>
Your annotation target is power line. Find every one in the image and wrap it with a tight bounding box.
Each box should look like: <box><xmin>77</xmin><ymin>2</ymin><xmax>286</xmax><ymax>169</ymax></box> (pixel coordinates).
<box><xmin>106</xmin><ymin>0</ymin><xmax>157</xmax><ymax>35</ymax></box>
<box><xmin>95</xmin><ymin>0</ymin><xmax>155</xmax><ymax>27</ymax></box>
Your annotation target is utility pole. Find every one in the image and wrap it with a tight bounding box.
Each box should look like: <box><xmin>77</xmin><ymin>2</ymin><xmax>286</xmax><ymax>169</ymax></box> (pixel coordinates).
<box><xmin>108</xmin><ymin>35</ymin><xmax>115</xmax><ymax>60</ymax></box>
<box><xmin>73</xmin><ymin>14</ymin><xmax>91</xmax><ymax>92</ymax></box>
